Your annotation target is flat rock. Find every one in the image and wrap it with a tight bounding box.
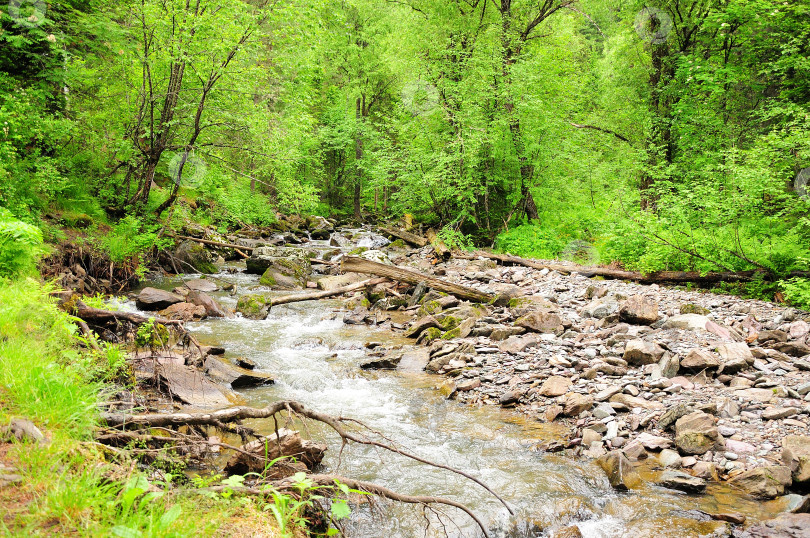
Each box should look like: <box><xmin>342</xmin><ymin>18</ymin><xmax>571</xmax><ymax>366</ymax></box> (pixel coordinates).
<box><xmin>204</xmin><ymin>356</ymin><xmax>274</xmax><ymax>388</ymax></box>
<box><xmin>763</xmin><ymin>407</ymin><xmax>799</xmax><ymax>420</ymax></box>
<box><xmin>539</xmin><ymin>376</ymin><xmax>572</xmax><ymax>397</ymax></box>
<box><xmin>498</xmin><ymin>334</ymin><xmax>541</xmax><ymax>354</ymax></box>
<box><xmin>159</xmin><ymin>302</ymin><xmax>207</xmax><ymax>321</ymax></box>
<box><xmin>636</xmin><ymin>432</ymin><xmax>673</xmax><ymax>450</ymax></box>
<box><xmin>657</xmin><ymin>470</ymin><xmax>706</xmax><ymax>493</ymax></box>
<box><xmin>136</xmin><ymin>287</ymin><xmax>184</xmax><ymax>311</ymax></box>
<box><xmin>148</xmin><ymin>362</ymin><xmax>235</xmax><ymax>407</ymax></box>
<box><xmin>515</xmin><ymin>311</ymin><xmax>563</xmax><ymax>335</ymax></box>
<box><xmin>185</xmin><ymin>278</ymin><xmax>218</xmax><ymax>292</ymax></box>
<box><xmin>610</xmin><ymin>393</ymin><xmax>664</xmax><ymax>411</ymax></box>
<box><xmin>563</xmin><ymin>393</ymin><xmax>593</xmax><ymax>416</ymax></box>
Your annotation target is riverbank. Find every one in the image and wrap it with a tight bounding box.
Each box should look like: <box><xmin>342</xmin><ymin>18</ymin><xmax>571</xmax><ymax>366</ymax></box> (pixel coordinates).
<box><xmin>99</xmin><ymin>222</ymin><xmax>810</xmax><ymax>537</ymax></box>
<box><xmin>0</xmin><ymin>278</ymin><xmax>287</xmax><ymax>536</ymax></box>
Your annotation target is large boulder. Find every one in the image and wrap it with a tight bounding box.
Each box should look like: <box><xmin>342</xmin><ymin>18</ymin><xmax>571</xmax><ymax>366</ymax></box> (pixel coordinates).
<box><xmin>618</xmin><ymin>295</ymin><xmax>659</xmax><ymax>325</ymax></box>
<box><xmin>675</xmin><ymin>411</ymin><xmax>720</xmax><ymax>455</ymax></box>
<box><xmin>258</xmin><ymin>255</ymin><xmax>311</xmax><ymax>289</ymax></box>
<box><xmin>623</xmin><ymin>340</ymin><xmax>665</xmax><ymax>366</ymax></box>
<box><xmin>174</xmin><ymin>240</ymin><xmax>218</xmax><ymax>274</ymax></box>
<box><xmin>729</xmin><ymin>466</ymin><xmax>793</xmax><ymax>499</ymax></box>
<box><xmin>782</xmin><ymin>436</ymin><xmax>810</xmax><ymax>485</ymax></box>
<box><xmin>136</xmin><ymin>287</ymin><xmax>184</xmax><ymax>311</ymax></box>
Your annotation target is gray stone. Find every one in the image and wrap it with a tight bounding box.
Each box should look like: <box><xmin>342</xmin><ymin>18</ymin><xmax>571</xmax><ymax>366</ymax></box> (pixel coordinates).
<box><xmin>515</xmin><ymin>311</ymin><xmax>564</xmax><ymax>335</ymax></box>
<box><xmin>658</xmin><ymin>449</ymin><xmax>683</xmax><ymax>468</ymax></box>
<box><xmin>2</xmin><ymin>418</ymin><xmax>46</xmax><ymax>444</ymax></box>
<box><xmin>734</xmin><ymin>513</ymin><xmax>810</xmax><ymax>538</ymax></box>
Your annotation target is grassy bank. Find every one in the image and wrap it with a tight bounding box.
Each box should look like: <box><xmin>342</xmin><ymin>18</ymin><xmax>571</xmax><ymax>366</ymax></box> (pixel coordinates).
<box><xmin>0</xmin><ymin>278</ymin><xmax>283</xmax><ymax>536</ymax></box>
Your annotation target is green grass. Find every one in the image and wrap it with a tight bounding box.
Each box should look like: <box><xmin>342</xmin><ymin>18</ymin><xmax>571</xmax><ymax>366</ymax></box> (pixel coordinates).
<box><xmin>0</xmin><ymin>278</ymin><xmax>283</xmax><ymax>536</ymax></box>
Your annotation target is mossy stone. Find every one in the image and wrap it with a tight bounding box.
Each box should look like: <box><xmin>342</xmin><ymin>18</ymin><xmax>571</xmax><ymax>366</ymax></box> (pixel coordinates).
<box><xmin>236</xmin><ymin>294</ymin><xmax>269</xmax><ymax>320</ymax></box>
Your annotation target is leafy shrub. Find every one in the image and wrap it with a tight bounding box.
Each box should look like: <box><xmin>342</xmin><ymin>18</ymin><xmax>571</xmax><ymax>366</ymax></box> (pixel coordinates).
<box><xmin>781</xmin><ymin>278</ymin><xmax>810</xmax><ymax>311</ymax></box>
<box><xmin>0</xmin><ymin>208</ymin><xmax>44</xmax><ymax>278</ymax></box>
<box><xmin>496</xmin><ymin>223</ymin><xmax>569</xmax><ymax>260</ymax></box>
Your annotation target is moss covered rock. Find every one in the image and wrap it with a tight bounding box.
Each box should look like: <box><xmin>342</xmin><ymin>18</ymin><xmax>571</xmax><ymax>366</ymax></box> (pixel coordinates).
<box><xmin>175</xmin><ymin>240</ymin><xmax>218</xmax><ymax>274</ymax></box>
<box><xmin>236</xmin><ymin>294</ymin><xmax>269</xmax><ymax>320</ymax></box>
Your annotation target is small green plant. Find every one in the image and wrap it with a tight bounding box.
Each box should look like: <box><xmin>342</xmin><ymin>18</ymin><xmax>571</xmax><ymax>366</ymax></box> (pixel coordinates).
<box><xmin>135</xmin><ymin>317</ymin><xmax>170</xmax><ymax>352</ymax></box>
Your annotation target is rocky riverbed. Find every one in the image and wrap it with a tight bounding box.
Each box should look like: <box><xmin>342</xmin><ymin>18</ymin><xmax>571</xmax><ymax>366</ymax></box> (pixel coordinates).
<box><xmin>113</xmin><ymin>219</ymin><xmax>810</xmax><ymax>537</ymax></box>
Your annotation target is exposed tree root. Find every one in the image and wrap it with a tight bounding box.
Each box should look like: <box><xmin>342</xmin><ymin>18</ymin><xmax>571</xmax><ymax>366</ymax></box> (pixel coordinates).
<box><xmin>204</xmin><ymin>474</ymin><xmax>492</xmax><ymax>538</ymax></box>
<box><xmin>100</xmin><ymin>399</ymin><xmax>513</xmax><ymax>533</ymax></box>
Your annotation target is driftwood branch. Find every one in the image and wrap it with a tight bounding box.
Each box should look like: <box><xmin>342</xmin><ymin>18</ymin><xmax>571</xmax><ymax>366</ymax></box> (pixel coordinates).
<box><xmin>454</xmin><ymin>251</ymin><xmax>810</xmax><ymax>285</ymax></box>
<box><xmin>100</xmin><ymin>400</ymin><xmax>513</xmax><ymax>516</ymax></box>
<box><xmin>269</xmin><ymin>278</ymin><xmax>387</xmax><ymax>306</ymax></box>
<box><xmin>205</xmin><ymin>474</ymin><xmax>491</xmax><ymax>538</ymax></box>
<box><xmin>381</xmin><ymin>227</ymin><xmax>428</xmax><ymax>248</ymax></box>
<box><xmin>340</xmin><ymin>257</ymin><xmax>495</xmax><ymax>303</ymax></box>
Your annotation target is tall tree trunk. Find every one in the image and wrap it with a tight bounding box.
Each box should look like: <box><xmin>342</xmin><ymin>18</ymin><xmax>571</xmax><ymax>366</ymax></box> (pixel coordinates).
<box><xmin>354</xmin><ymin>96</ymin><xmax>364</xmax><ymax>219</ymax></box>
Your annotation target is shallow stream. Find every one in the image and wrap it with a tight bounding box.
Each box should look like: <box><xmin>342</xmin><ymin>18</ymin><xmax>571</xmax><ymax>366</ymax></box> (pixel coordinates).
<box><xmin>134</xmin><ymin>243</ymin><xmax>783</xmax><ymax>538</ymax></box>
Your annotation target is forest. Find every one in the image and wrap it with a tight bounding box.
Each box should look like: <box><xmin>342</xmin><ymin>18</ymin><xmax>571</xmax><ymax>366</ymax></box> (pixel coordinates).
<box><xmin>1</xmin><ymin>0</ymin><xmax>810</xmax><ymax>536</ymax></box>
<box><xmin>0</xmin><ymin>0</ymin><xmax>807</xmax><ymax>300</ymax></box>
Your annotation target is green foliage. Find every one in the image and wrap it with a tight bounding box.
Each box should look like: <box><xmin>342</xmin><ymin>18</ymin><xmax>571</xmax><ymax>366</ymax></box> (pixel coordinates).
<box><xmin>135</xmin><ymin>318</ymin><xmax>170</xmax><ymax>352</ymax></box>
<box><xmin>0</xmin><ymin>208</ymin><xmax>43</xmax><ymax>277</ymax></box>
<box><xmin>781</xmin><ymin>278</ymin><xmax>810</xmax><ymax>311</ymax></box>
<box><xmin>496</xmin><ymin>224</ymin><xmax>570</xmax><ymax>260</ymax></box>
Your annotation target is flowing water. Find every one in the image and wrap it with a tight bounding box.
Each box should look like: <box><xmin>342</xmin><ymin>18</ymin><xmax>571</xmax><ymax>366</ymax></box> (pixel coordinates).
<box><xmin>133</xmin><ymin>242</ymin><xmax>783</xmax><ymax>538</ymax></box>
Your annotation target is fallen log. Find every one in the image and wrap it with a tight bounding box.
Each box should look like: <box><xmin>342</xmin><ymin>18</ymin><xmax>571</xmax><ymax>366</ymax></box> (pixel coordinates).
<box><xmin>426</xmin><ymin>229</ymin><xmax>450</xmax><ymax>261</ymax></box>
<box><xmin>455</xmin><ymin>251</ymin><xmax>810</xmax><ymax>285</ymax></box>
<box><xmin>269</xmin><ymin>277</ymin><xmax>387</xmax><ymax>306</ymax></box>
<box><xmin>381</xmin><ymin>227</ymin><xmax>428</xmax><ymax>248</ymax></box>
<box><xmin>168</xmin><ymin>234</ymin><xmax>256</xmax><ymax>252</ymax></box>
<box><xmin>100</xmin><ymin>399</ymin><xmax>513</xmax><ymax>516</ymax></box>
<box><xmin>340</xmin><ymin>256</ymin><xmax>495</xmax><ymax>303</ymax></box>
